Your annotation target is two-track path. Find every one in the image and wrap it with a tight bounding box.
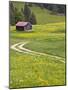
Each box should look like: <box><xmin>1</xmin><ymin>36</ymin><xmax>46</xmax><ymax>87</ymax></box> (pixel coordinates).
<box><xmin>11</xmin><ymin>41</ymin><xmax>65</xmax><ymax>63</ymax></box>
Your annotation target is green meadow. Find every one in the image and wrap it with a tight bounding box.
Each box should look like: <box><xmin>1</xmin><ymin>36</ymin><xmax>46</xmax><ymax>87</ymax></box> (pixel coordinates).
<box><xmin>10</xmin><ymin>2</ymin><xmax>66</xmax><ymax>89</ymax></box>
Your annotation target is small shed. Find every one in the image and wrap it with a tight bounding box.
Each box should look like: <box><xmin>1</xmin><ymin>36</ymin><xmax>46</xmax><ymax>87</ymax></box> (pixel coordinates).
<box><xmin>16</xmin><ymin>21</ymin><xmax>32</xmax><ymax>31</ymax></box>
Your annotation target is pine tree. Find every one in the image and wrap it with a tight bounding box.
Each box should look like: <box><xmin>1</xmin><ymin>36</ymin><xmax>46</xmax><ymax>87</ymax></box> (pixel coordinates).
<box><xmin>57</xmin><ymin>5</ymin><xmax>66</xmax><ymax>14</ymax></box>
<box><xmin>9</xmin><ymin>2</ymin><xmax>15</xmax><ymax>25</ymax></box>
<box><xmin>10</xmin><ymin>2</ymin><xmax>24</xmax><ymax>25</ymax></box>
<box><xmin>29</xmin><ymin>12</ymin><xmax>37</xmax><ymax>24</ymax></box>
<box><xmin>23</xmin><ymin>3</ymin><xmax>31</xmax><ymax>21</ymax></box>
<box><xmin>14</xmin><ymin>7</ymin><xmax>23</xmax><ymax>23</ymax></box>
<box><xmin>52</xmin><ymin>5</ymin><xmax>59</xmax><ymax>13</ymax></box>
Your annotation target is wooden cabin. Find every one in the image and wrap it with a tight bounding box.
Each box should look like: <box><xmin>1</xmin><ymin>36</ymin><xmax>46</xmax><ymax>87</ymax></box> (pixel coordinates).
<box><xmin>16</xmin><ymin>21</ymin><xmax>32</xmax><ymax>31</ymax></box>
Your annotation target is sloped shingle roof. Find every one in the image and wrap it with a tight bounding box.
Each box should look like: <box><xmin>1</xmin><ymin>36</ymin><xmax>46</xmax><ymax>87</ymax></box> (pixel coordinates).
<box><xmin>16</xmin><ymin>21</ymin><xmax>28</xmax><ymax>26</ymax></box>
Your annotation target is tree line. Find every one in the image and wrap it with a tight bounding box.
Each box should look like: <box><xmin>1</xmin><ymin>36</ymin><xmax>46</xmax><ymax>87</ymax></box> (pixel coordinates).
<box><xmin>33</xmin><ymin>3</ymin><xmax>66</xmax><ymax>14</ymax></box>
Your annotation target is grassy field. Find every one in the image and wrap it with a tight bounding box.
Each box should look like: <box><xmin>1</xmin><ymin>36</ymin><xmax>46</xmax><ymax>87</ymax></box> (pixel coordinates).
<box><xmin>10</xmin><ymin>22</ymin><xmax>66</xmax><ymax>88</ymax></box>
<box><xmin>10</xmin><ymin>2</ymin><xmax>66</xmax><ymax>88</ymax></box>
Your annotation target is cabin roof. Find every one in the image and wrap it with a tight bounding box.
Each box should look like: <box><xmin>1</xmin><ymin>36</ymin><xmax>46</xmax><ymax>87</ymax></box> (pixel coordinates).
<box><xmin>16</xmin><ymin>21</ymin><xmax>29</xmax><ymax>26</ymax></box>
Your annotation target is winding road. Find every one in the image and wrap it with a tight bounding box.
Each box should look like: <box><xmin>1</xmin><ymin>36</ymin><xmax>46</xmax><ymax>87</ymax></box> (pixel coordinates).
<box><xmin>11</xmin><ymin>41</ymin><xmax>65</xmax><ymax>63</ymax></box>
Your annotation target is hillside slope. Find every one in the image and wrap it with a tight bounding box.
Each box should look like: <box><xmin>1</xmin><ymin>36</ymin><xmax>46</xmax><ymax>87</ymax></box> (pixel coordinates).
<box><xmin>13</xmin><ymin>2</ymin><xmax>65</xmax><ymax>24</ymax></box>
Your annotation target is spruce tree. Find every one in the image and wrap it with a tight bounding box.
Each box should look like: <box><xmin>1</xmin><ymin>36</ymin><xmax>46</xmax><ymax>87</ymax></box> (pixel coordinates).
<box><xmin>14</xmin><ymin>7</ymin><xmax>23</xmax><ymax>23</ymax></box>
<box><xmin>9</xmin><ymin>2</ymin><xmax>15</xmax><ymax>25</ymax></box>
<box><xmin>23</xmin><ymin>3</ymin><xmax>31</xmax><ymax>21</ymax></box>
<box><xmin>29</xmin><ymin>12</ymin><xmax>37</xmax><ymax>24</ymax></box>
